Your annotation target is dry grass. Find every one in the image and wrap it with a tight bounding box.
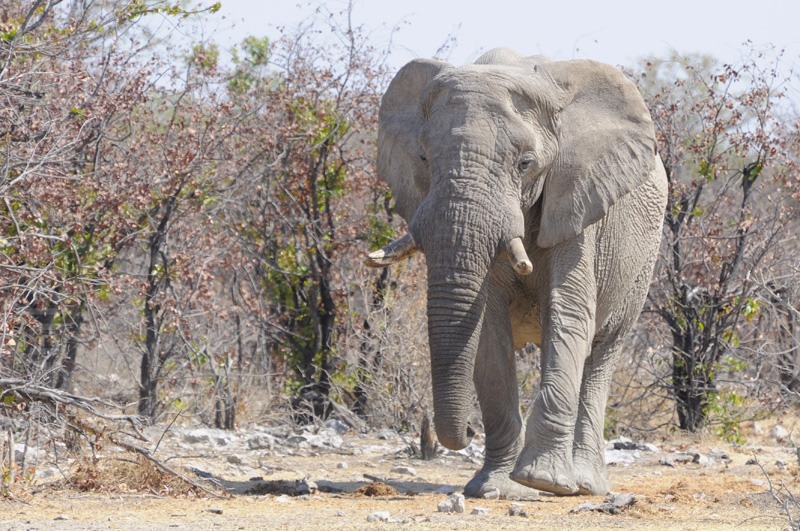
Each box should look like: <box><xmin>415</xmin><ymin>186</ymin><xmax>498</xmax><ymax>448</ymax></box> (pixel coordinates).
<box><xmin>65</xmin><ymin>455</ymin><xmax>202</xmax><ymax>497</ymax></box>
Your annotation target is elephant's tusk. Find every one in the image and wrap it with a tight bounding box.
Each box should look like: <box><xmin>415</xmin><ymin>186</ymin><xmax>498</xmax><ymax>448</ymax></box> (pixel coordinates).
<box><xmin>507</xmin><ymin>237</ymin><xmax>533</xmax><ymax>275</ymax></box>
<box><xmin>364</xmin><ymin>233</ymin><xmax>419</xmax><ymax>267</ymax></box>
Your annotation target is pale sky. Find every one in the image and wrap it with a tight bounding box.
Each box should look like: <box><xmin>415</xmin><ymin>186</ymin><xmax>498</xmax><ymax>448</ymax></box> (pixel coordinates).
<box><xmin>205</xmin><ymin>0</ymin><xmax>800</xmax><ymax>70</ymax></box>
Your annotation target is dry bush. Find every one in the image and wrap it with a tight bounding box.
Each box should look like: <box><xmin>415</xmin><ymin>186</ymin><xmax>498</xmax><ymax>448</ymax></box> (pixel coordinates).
<box><xmin>66</xmin><ymin>455</ymin><xmax>201</xmax><ymax>497</ymax></box>
<box><xmin>339</xmin><ymin>258</ymin><xmax>433</xmax><ymax>432</ymax></box>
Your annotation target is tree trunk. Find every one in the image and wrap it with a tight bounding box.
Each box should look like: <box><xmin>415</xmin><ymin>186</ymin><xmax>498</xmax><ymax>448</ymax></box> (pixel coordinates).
<box><xmin>55</xmin><ymin>303</ymin><xmax>83</xmax><ymax>392</ymax></box>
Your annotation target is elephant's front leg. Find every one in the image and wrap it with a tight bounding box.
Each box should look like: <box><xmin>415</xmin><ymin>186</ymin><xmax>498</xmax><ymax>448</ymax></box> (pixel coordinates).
<box><xmin>511</xmin><ymin>250</ymin><xmax>596</xmax><ymax>495</ymax></box>
<box><xmin>463</xmin><ymin>289</ymin><xmax>538</xmax><ymax>500</ymax></box>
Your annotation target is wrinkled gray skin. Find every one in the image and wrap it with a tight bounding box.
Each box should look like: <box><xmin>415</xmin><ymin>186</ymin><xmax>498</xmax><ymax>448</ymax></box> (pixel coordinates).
<box><xmin>366</xmin><ymin>48</ymin><xmax>667</xmax><ymax>498</ymax></box>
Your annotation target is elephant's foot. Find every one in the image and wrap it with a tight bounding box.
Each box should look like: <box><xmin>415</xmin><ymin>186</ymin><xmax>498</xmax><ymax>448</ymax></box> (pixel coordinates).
<box><xmin>573</xmin><ymin>453</ymin><xmax>609</xmax><ymax>496</ymax></box>
<box><xmin>464</xmin><ymin>468</ymin><xmax>540</xmax><ymax>500</ymax></box>
<box><xmin>511</xmin><ymin>446</ymin><xmax>577</xmax><ymax>496</ymax></box>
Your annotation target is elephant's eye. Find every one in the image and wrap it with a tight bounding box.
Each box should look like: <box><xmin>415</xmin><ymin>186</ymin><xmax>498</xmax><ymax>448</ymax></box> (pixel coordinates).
<box><xmin>518</xmin><ymin>154</ymin><xmax>536</xmax><ymax>173</ymax></box>
<box><xmin>419</xmin><ymin>154</ymin><xmax>427</xmax><ymax>162</ymax></box>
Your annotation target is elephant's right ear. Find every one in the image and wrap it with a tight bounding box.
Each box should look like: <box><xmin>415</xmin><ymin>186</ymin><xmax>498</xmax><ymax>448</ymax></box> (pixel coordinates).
<box><xmin>378</xmin><ymin>59</ymin><xmax>449</xmax><ymax>222</ymax></box>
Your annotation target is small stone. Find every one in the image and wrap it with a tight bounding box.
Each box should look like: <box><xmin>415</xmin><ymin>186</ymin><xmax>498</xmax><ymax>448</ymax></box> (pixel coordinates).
<box><xmin>13</xmin><ymin>444</ymin><xmax>39</xmax><ymax>463</ymax></box>
<box><xmin>570</xmin><ymin>493</ymin><xmax>637</xmax><ymax>514</ymax></box>
<box><xmin>776</xmin><ymin>459</ymin><xmax>787</xmax><ymax>469</ymax></box>
<box><xmin>708</xmin><ymin>448</ymin><xmax>731</xmax><ymax>462</ymax></box>
<box><xmin>612</xmin><ymin>440</ymin><xmax>643</xmax><ymax>451</ymax></box>
<box><xmin>54</xmin><ymin>514</ymin><xmax>70</xmax><ymax>521</ymax></box>
<box><xmin>376</xmin><ymin>428</ymin><xmax>399</xmax><ymax>440</ymax></box>
<box><xmin>366</xmin><ymin>511</ymin><xmax>391</xmax><ymax>522</ymax></box>
<box><xmin>247</xmin><ymin>434</ymin><xmax>276</xmax><ymax>450</ymax></box>
<box><xmin>335</xmin><ymin>510</ymin><xmax>346</xmax><ymax>517</ymax></box>
<box><xmin>508</xmin><ymin>502</ymin><xmax>529</xmax><ymax>518</ymax></box>
<box><xmin>391</xmin><ymin>465</ymin><xmax>417</xmax><ymax>476</ymax></box>
<box><xmin>183</xmin><ymin>429</ymin><xmax>212</xmax><ymax>444</ymax></box>
<box><xmin>434</xmin><ymin>485</ymin><xmax>456</xmax><ymax>495</ymax></box>
<box><xmin>660</xmin><ymin>453</ymin><xmax>695</xmax><ymax>467</ymax></box>
<box><xmin>337</xmin><ymin>462</ymin><xmax>348</xmax><ymax>469</ymax></box>
<box><xmin>606</xmin><ymin>449</ymin><xmax>639</xmax><ymax>466</ymax></box>
<box><xmin>437</xmin><ymin>493</ymin><xmax>466</xmax><ymax>514</ymax></box>
<box><xmin>295</xmin><ymin>477</ymin><xmax>318</xmax><ymax>495</ymax></box>
<box><xmin>770</xmin><ymin>425</ymin><xmax>790</xmax><ymax>443</ymax></box>
<box><xmin>226</xmin><ymin>455</ymin><xmax>243</xmax><ymax>465</ymax></box>
<box><xmin>275</xmin><ymin>495</ymin><xmax>292</xmax><ymax>503</ymax></box>
<box><xmin>471</xmin><ymin>507</ymin><xmax>490</xmax><ymax>516</ymax></box>
<box><xmin>324</xmin><ymin>419</ymin><xmax>350</xmax><ymax>434</ymax></box>
<box><xmin>694</xmin><ymin>453</ymin><xmax>714</xmax><ymax>466</ymax></box>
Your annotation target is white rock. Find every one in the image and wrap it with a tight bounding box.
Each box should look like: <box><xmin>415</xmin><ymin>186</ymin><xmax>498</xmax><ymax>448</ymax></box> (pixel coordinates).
<box><xmin>324</xmin><ymin>419</ymin><xmax>350</xmax><ymax>434</ymax></box>
<box><xmin>391</xmin><ymin>465</ymin><xmax>417</xmax><ymax>476</ymax></box>
<box><xmin>295</xmin><ymin>477</ymin><xmax>318</xmax><ymax>495</ymax></box>
<box><xmin>770</xmin><ymin>425</ymin><xmax>790</xmax><ymax>443</ymax></box>
<box><xmin>695</xmin><ymin>454</ymin><xmax>714</xmax><ymax>466</ymax></box>
<box><xmin>509</xmin><ymin>502</ymin><xmax>529</xmax><ymax>517</ymax></box>
<box><xmin>471</xmin><ymin>507</ymin><xmax>490</xmax><ymax>515</ymax></box>
<box><xmin>376</xmin><ymin>429</ymin><xmax>399</xmax><ymax>440</ymax></box>
<box><xmin>337</xmin><ymin>462</ymin><xmax>349</xmax><ymax>469</ymax></box>
<box><xmin>38</xmin><ymin>467</ymin><xmax>58</xmax><ymax>480</ymax></box>
<box><xmin>182</xmin><ymin>428</ymin><xmax>234</xmax><ymax>446</ymax></box>
<box><xmin>275</xmin><ymin>494</ymin><xmax>292</xmax><ymax>503</ymax></box>
<box><xmin>13</xmin><ymin>444</ymin><xmax>39</xmax><ymax>463</ymax></box>
<box><xmin>247</xmin><ymin>434</ymin><xmax>276</xmax><ymax>450</ymax></box>
<box><xmin>437</xmin><ymin>493</ymin><xmax>466</xmax><ymax>514</ymax></box>
<box><xmin>183</xmin><ymin>429</ymin><xmax>212</xmax><ymax>444</ymax></box>
<box><xmin>366</xmin><ymin>511</ymin><xmax>391</xmax><ymax>522</ymax></box>
<box><xmin>605</xmin><ymin>449</ymin><xmax>639</xmax><ymax>466</ymax></box>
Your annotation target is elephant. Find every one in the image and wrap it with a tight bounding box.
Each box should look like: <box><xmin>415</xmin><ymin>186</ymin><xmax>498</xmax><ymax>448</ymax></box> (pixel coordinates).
<box><xmin>365</xmin><ymin>48</ymin><xmax>667</xmax><ymax>498</ymax></box>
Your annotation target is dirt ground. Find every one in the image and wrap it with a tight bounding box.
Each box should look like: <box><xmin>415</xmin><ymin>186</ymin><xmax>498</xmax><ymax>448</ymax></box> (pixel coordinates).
<box><xmin>1</xmin><ymin>425</ymin><xmax>797</xmax><ymax>530</ymax></box>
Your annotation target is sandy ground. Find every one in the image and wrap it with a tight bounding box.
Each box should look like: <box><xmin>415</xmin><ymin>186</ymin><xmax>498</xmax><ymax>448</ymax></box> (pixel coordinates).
<box><xmin>0</xmin><ymin>426</ymin><xmax>796</xmax><ymax>530</ymax></box>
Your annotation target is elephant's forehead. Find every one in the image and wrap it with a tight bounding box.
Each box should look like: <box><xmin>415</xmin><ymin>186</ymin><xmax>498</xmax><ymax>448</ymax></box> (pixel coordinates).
<box><xmin>423</xmin><ymin>74</ymin><xmax>515</xmax><ymax>121</ymax></box>
<box><xmin>424</xmin><ymin>65</ymin><xmax>551</xmax><ymax>119</ymax></box>
<box><xmin>436</xmin><ymin>64</ymin><xmax>524</xmax><ymax>88</ymax></box>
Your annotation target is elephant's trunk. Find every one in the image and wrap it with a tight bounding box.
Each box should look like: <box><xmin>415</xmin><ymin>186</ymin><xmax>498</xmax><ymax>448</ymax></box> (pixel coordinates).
<box><xmin>409</xmin><ymin>156</ymin><xmax>529</xmax><ymax>450</ymax></box>
<box><xmin>426</xmin><ymin>267</ymin><xmax>488</xmax><ymax>450</ymax></box>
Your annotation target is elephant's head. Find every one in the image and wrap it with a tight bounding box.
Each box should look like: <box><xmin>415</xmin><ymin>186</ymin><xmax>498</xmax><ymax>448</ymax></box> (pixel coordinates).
<box><xmin>366</xmin><ymin>48</ymin><xmax>656</xmax><ymax>450</ymax></box>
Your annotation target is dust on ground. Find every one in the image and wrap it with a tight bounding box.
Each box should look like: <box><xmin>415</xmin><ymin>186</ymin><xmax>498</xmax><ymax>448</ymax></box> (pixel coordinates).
<box><xmin>0</xmin><ymin>421</ymin><xmax>796</xmax><ymax>530</ymax></box>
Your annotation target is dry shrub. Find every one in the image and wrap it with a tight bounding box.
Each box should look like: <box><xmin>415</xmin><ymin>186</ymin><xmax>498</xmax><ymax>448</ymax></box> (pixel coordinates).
<box><xmin>342</xmin><ymin>261</ymin><xmax>436</xmax><ymax>431</ymax></box>
<box><xmin>66</xmin><ymin>455</ymin><xmax>201</xmax><ymax>497</ymax></box>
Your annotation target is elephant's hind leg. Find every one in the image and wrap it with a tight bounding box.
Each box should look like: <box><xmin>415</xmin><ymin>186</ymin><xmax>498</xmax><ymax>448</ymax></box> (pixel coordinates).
<box><xmin>572</xmin><ymin>335</ymin><xmax>624</xmax><ymax>495</ymax></box>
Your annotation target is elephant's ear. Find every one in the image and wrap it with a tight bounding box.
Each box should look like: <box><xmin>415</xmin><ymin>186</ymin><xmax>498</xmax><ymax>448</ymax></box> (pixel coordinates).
<box><xmin>535</xmin><ymin>60</ymin><xmax>657</xmax><ymax>248</ymax></box>
<box><xmin>378</xmin><ymin>59</ymin><xmax>449</xmax><ymax>222</ymax></box>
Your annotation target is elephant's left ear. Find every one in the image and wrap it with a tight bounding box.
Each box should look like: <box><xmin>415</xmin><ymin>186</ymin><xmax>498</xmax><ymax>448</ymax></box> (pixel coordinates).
<box><xmin>536</xmin><ymin>60</ymin><xmax>657</xmax><ymax>248</ymax></box>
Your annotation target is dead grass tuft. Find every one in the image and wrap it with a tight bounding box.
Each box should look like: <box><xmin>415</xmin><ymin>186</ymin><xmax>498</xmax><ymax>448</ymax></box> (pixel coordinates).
<box><xmin>65</xmin><ymin>455</ymin><xmax>201</xmax><ymax>497</ymax></box>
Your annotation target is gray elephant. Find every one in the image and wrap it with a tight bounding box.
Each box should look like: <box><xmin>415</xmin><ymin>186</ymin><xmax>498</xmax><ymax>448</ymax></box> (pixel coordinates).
<box><xmin>365</xmin><ymin>48</ymin><xmax>667</xmax><ymax>498</ymax></box>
